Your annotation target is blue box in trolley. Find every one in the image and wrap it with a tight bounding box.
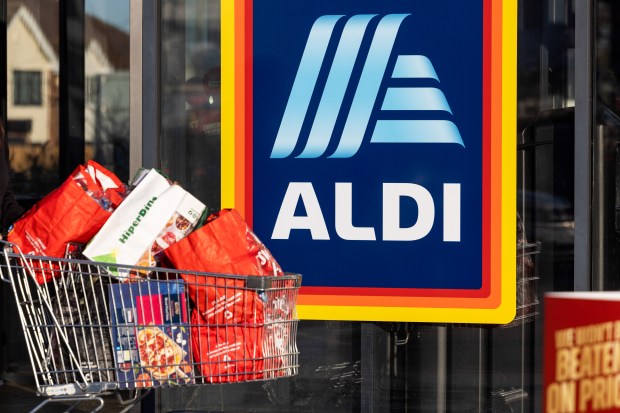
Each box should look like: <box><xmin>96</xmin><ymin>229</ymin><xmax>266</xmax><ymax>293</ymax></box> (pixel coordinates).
<box><xmin>109</xmin><ymin>279</ymin><xmax>194</xmax><ymax>389</ymax></box>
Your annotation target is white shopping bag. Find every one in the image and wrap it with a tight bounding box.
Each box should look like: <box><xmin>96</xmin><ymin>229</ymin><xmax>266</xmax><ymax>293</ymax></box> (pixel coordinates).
<box><xmin>83</xmin><ymin>169</ymin><xmax>205</xmax><ymax>279</ymax></box>
<box><xmin>133</xmin><ymin>189</ymin><xmax>206</xmax><ymax>276</ymax></box>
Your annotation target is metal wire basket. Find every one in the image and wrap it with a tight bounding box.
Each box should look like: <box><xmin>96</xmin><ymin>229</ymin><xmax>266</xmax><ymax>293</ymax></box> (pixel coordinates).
<box><xmin>0</xmin><ymin>241</ymin><xmax>301</xmax><ymax>412</ymax></box>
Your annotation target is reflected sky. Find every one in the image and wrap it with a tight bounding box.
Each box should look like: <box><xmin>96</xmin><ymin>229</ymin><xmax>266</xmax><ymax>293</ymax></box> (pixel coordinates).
<box><xmin>86</xmin><ymin>0</ymin><xmax>129</xmax><ymax>32</ymax></box>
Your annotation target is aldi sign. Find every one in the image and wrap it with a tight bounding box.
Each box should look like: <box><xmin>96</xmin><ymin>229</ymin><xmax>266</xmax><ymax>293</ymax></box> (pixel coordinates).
<box><xmin>221</xmin><ymin>0</ymin><xmax>517</xmax><ymax>323</ymax></box>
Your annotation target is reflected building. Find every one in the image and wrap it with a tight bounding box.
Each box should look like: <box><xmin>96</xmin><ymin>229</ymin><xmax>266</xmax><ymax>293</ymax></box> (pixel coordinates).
<box><xmin>6</xmin><ymin>0</ymin><xmax>129</xmax><ymax>198</ymax></box>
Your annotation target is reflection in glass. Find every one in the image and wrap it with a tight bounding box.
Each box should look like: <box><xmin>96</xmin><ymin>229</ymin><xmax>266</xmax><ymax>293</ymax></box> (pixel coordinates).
<box><xmin>453</xmin><ymin>0</ymin><xmax>575</xmax><ymax>411</ymax></box>
<box><xmin>13</xmin><ymin>71</ymin><xmax>43</xmax><ymax>106</ymax></box>
<box><xmin>594</xmin><ymin>0</ymin><xmax>620</xmax><ymax>289</ymax></box>
<box><xmin>6</xmin><ymin>1</ymin><xmax>131</xmax><ymax>199</ymax></box>
<box><xmin>506</xmin><ymin>1</ymin><xmax>575</xmax><ymax>412</ymax></box>
<box><xmin>7</xmin><ymin>0</ymin><xmax>60</xmax><ymax>205</ymax></box>
<box><xmin>85</xmin><ymin>0</ymin><xmax>131</xmax><ymax>183</ymax></box>
<box><xmin>161</xmin><ymin>0</ymin><xmax>221</xmax><ymax>212</ymax></box>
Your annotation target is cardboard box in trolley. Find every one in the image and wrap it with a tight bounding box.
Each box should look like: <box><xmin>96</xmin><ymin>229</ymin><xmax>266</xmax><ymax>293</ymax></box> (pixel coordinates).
<box><xmin>109</xmin><ymin>280</ymin><xmax>194</xmax><ymax>388</ymax></box>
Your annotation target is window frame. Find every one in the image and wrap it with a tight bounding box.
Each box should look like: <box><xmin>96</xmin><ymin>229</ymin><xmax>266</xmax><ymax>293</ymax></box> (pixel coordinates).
<box><xmin>13</xmin><ymin>70</ymin><xmax>43</xmax><ymax>106</ymax></box>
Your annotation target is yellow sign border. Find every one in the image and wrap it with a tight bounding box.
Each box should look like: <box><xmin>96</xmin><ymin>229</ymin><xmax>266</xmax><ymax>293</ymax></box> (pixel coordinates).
<box><xmin>222</xmin><ymin>0</ymin><xmax>518</xmax><ymax>324</ymax></box>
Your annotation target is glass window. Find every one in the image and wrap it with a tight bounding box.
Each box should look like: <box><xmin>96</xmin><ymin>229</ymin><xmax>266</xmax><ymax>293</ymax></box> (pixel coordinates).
<box><xmin>13</xmin><ymin>70</ymin><xmax>42</xmax><ymax>106</ymax></box>
<box><xmin>158</xmin><ymin>3</ymin><xmax>362</xmax><ymax>410</ymax></box>
<box><xmin>592</xmin><ymin>0</ymin><xmax>620</xmax><ymax>290</ymax></box>
<box><xmin>6</xmin><ymin>0</ymin><xmax>130</xmax><ymax>203</ymax></box>
<box><xmin>2</xmin><ymin>0</ymin><xmax>131</xmax><ymax>388</ymax></box>
<box><xmin>7</xmin><ymin>0</ymin><xmax>60</xmax><ymax>208</ymax></box>
<box><xmin>160</xmin><ymin>0</ymin><xmax>221</xmax><ymax>212</ymax></box>
<box><xmin>85</xmin><ymin>0</ymin><xmax>131</xmax><ymax>183</ymax></box>
<box><xmin>4</xmin><ymin>0</ymin><xmax>60</xmax><ymax>377</ymax></box>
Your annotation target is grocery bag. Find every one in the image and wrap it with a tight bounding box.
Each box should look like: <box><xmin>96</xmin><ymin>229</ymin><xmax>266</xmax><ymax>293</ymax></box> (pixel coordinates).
<box><xmin>83</xmin><ymin>169</ymin><xmax>205</xmax><ymax>280</ymax></box>
<box><xmin>190</xmin><ymin>309</ymin><xmax>264</xmax><ymax>383</ymax></box>
<box><xmin>179</xmin><ymin>274</ymin><xmax>266</xmax><ymax>325</ymax></box>
<box><xmin>8</xmin><ymin>160</ymin><xmax>126</xmax><ymax>284</ymax></box>
<box><xmin>190</xmin><ymin>304</ymin><xmax>294</xmax><ymax>383</ymax></box>
<box><xmin>162</xmin><ymin>208</ymin><xmax>283</xmax><ymax>323</ymax></box>
<box><xmin>163</xmin><ymin>209</ymin><xmax>283</xmax><ymax>277</ymax></box>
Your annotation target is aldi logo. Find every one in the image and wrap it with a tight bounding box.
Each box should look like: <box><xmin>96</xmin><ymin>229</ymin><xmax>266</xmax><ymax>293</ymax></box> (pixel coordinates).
<box><xmin>272</xmin><ymin>14</ymin><xmax>463</xmax><ymax>159</ymax></box>
<box><xmin>221</xmin><ymin>0</ymin><xmax>517</xmax><ymax>324</ymax></box>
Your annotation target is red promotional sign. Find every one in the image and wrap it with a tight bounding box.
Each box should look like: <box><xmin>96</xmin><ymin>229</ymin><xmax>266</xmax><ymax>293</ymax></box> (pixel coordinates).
<box><xmin>544</xmin><ymin>293</ymin><xmax>620</xmax><ymax>412</ymax></box>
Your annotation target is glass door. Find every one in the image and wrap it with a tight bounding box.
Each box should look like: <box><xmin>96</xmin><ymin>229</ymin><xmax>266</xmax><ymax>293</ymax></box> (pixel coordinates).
<box><xmin>1</xmin><ymin>0</ymin><xmax>130</xmax><ymax>385</ymax></box>
<box><xmin>2</xmin><ymin>0</ymin><xmax>61</xmax><ymax>379</ymax></box>
<box><xmin>160</xmin><ymin>0</ymin><xmax>221</xmax><ymax>213</ymax></box>
<box><xmin>592</xmin><ymin>0</ymin><xmax>620</xmax><ymax>291</ymax></box>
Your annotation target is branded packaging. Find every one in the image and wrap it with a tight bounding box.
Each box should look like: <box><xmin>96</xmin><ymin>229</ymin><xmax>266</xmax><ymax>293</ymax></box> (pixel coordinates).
<box><xmin>109</xmin><ymin>280</ymin><xmax>194</xmax><ymax>389</ymax></box>
<box><xmin>8</xmin><ymin>160</ymin><xmax>126</xmax><ymax>283</ymax></box>
<box><xmin>83</xmin><ymin>169</ymin><xmax>205</xmax><ymax>279</ymax></box>
<box><xmin>163</xmin><ymin>208</ymin><xmax>283</xmax><ymax>323</ymax></box>
<box><xmin>134</xmin><ymin>192</ymin><xmax>206</xmax><ymax>272</ymax></box>
<box><xmin>164</xmin><ymin>209</ymin><xmax>283</xmax><ymax>277</ymax></box>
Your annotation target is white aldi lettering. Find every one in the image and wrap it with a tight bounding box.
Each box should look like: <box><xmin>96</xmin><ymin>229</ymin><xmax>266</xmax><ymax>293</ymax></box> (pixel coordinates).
<box><xmin>271</xmin><ymin>182</ymin><xmax>461</xmax><ymax>242</ymax></box>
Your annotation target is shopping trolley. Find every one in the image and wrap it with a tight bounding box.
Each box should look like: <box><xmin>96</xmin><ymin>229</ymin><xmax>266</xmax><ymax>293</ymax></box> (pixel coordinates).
<box><xmin>0</xmin><ymin>240</ymin><xmax>301</xmax><ymax>413</ymax></box>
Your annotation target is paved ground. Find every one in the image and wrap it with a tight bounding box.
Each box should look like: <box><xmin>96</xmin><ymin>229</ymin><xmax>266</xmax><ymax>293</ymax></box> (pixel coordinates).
<box><xmin>0</xmin><ymin>373</ymin><xmax>143</xmax><ymax>412</ymax></box>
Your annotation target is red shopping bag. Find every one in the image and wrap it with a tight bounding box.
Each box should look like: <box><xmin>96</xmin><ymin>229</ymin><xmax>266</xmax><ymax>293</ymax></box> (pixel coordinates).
<box><xmin>181</xmin><ymin>273</ymin><xmax>265</xmax><ymax>325</ymax></box>
<box><xmin>163</xmin><ymin>209</ymin><xmax>283</xmax><ymax>277</ymax></box>
<box><xmin>191</xmin><ymin>310</ymin><xmax>264</xmax><ymax>383</ymax></box>
<box><xmin>163</xmin><ymin>209</ymin><xmax>282</xmax><ymax>322</ymax></box>
<box><xmin>8</xmin><ymin>161</ymin><xmax>126</xmax><ymax>283</ymax></box>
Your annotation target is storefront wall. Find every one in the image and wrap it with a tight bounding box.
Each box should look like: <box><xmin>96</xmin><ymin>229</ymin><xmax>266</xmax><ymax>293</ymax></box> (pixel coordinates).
<box><xmin>2</xmin><ymin>0</ymin><xmax>619</xmax><ymax>412</ymax></box>
<box><xmin>139</xmin><ymin>1</ymin><xmax>576</xmax><ymax>411</ymax></box>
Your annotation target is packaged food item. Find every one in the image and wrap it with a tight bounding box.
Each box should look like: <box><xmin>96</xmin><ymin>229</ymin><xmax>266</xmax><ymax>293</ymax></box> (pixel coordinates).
<box><xmin>134</xmin><ymin>192</ymin><xmax>206</xmax><ymax>273</ymax></box>
<box><xmin>83</xmin><ymin>169</ymin><xmax>206</xmax><ymax>280</ymax></box>
<box><xmin>8</xmin><ymin>160</ymin><xmax>126</xmax><ymax>283</ymax></box>
<box><xmin>108</xmin><ymin>280</ymin><xmax>194</xmax><ymax>389</ymax></box>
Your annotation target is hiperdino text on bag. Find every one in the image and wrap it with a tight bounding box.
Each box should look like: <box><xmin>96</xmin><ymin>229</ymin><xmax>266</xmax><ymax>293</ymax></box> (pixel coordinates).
<box><xmin>83</xmin><ymin>169</ymin><xmax>172</xmax><ymax>277</ymax></box>
<box><xmin>119</xmin><ymin>197</ymin><xmax>158</xmax><ymax>244</ymax></box>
